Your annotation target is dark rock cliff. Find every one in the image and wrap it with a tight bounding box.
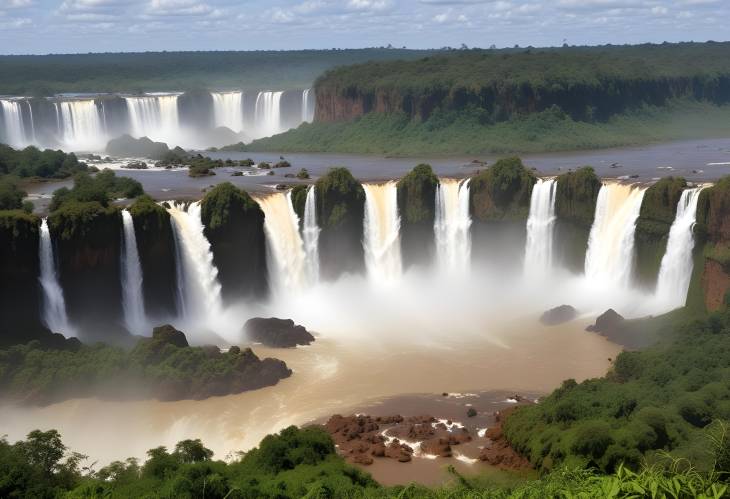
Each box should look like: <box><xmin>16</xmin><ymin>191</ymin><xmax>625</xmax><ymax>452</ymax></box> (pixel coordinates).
<box><xmin>397</xmin><ymin>164</ymin><xmax>439</xmax><ymax>269</ymax></box>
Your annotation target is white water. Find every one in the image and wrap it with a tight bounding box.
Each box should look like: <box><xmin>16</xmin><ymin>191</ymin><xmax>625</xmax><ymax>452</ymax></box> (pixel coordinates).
<box><xmin>524</xmin><ymin>178</ymin><xmax>557</xmax><ymax>277</ymax></box>
<box><xmin>38</xmin><ymin>219</ymin><xmax>73</xmax><ymax>335</ymax></box>
<box><xmin>302</xmin><ymin>186</ymin><xmax>320</xmax><ymax>285</ymax></box>
<box><xmin>167</xmin><ymin>202</ymin><xmax>223</xmax><ymax>322</ymax></box>
<box><xmin>257</xmin><ymin>192</ymin><xmax>309</xmax><ymax>294</ymax></box>
<box><xmin>211</xmin><ymin>91</ymin><xmax>244</xmax><ymax>132</ymax></box>
<box><xmin>363</xmin><ymin>181</ymin><xmax>403</xmax><ymax>284</ymax></box>
<box><xmin>435</xmin><ymin>178</ymin><xmax>472</xmax><ymax>274</ymax></box>
<box><xmin>0</xmin><ymin>99</ymin><xmax>29</xmax><ymax>148</ymax></box>
<box><xmin>125</xmin><ymin>94</ymin><xmax>181</xmax><ymax>144</ymax></box>
<box><xmin>254</xmin><ymin>91</ymin><xmax>283</xmax><ymax>138</ymax></box>
<box><xmin>585</xmin><ymin>183</ymin><xmax>646</xmax><ymax>287</ymax></box>
<box><xmin>302</xmin><ymin>88</ymin><xmax>315</xmax><ymax>123</ymax></box>
<box><xmin>55</xmin><ymin>100</ymin><xmax>105</xmax><ymax>151</ymax></box>
<box><xmin>120</xmin><ymin>210</ymin><xmax>147</xmax><ymax>335</ymax></box>
<box><xmin>654</xmin><ymin>187</ymin><xmax>705</xmax><ymax>310</ymax></box>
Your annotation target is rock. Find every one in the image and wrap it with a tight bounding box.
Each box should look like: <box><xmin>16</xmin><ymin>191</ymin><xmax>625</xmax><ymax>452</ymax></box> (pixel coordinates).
<box><xmin>273</xmin><ymin>160</ymin><xmax>291</xmax><ymax>168</ymax></box>
<box><xmin>478</xmin><ymin>407</ymin><xmax>531</xmax><ymax>470</ymax></box>
<box><xmin>243</xmin><ymin>317</ymin><xmax>315</xmax><ymax>348</ymax></box>
<box><xmin>106</xmin><ymin>134</ymin><xmax>170</xmax><ymax>160</ymax></box>
<box><xmin>421</xmin><ymin>438</ymin><xmax>452</xmax><ymax>458</ymax></box>
<box><xmin>284</xmin><ymin>173</ymin><xmax>295</xmax><ymax>178</ymax></box>
<box><xmin>586</xmin><ymin>309</ymin><xmax>624</xmax><ymax>333</ymax></box>
<box><xmin>267</xmin><ymin>171</ymin><xmax>274</xmax><ymax>176</ymax></box>
<box><xmin>258</xmin><ymin>162</ymin><xmax>271</xmax><ymax>169</ymax></box>
<box><xmin>126</xmin><ymin>161</ymin><xmax>148</xmax><ymax>170</ymax></box>
<box><xmin>275</xmin><ymin>184</ymin><xmax>289</xmax><ymax>190</ymax></box>
<box><xmin>152</xmin><ymin>324</ymin><xmax>189</xmax><ymax>348</ymax></box>
<box><xmin>540</xmin><ymin>304</ymin><xmax>578</xmax><ymax>326</ymax></box>
<box><xmin>231</xmin><ymin>171</ymin><xmax>243</xmax><ymax>177</ymax></box>
<box><xmin>467</xmin><ymin>407</ymin><xmax>477</xmax><ymax>417</ymax></box>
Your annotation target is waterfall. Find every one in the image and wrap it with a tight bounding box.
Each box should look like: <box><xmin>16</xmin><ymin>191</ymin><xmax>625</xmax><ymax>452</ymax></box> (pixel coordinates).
<box><xmin>254</xmin><ymin>91</ymin><xmax>283</xmax><ymax>137</ymax></box>
<box><xmin>302</xmin><ymin>88</ymin><xmax>315</xmax><ymax>123</ymax></box>
<box><xmin>211</xmin><ymin>91</ymin><xmax>244</xmax><ymax>132</ymax></box>
<box><xmin>524</xmin><ymin>178</ymin><xmax>557</xmax><ymax>277</ymax></box>
<box><xmin>654</xmin><ymin>187</ymin><xmax>705</xmax><ymax>309</ymax></box>
<box><xmin>120</xmin><ymin>210</ymin><xmax>146</xmax><ymax>335</ymax></box>
<box><xmin>434</xmin><ymin>178</ymin><xmax>472</xmax><ymax>274</ymax></box>
<box><xmin>363</xmin><ymin>181</ymin><xmax>402</xmax><ymax>284</ymax></box>
<box><xmin>302</xmin><ymin>186</ymin><xmax>320</xmax><ymax>284</ymax></box>
<box><xmin>167</xmin><ymin>202</ymin><xmax>223</xmax><ymax>321</ymax></box>
<box><xmin>38</xmin><ymin>219</ymin><xmax>73</xmax><ymax>335</ymax></box>
<box><xmin>584</xmin><ymin>183</ymin><xmax>646</xmax><ymax>287</ymax></box>
<box><xmin>125</xmin><ymin>94</ymin><xmax>181</xmax><ymax>144</ymax></box>
<box><xmin>55</xmin><ymin>99</ymin><xmax>106</xmax><ymax>151</ymax></box>
<box><xmin>257</xmin><ymin>192</ymin><xmax>309</xmax><ymax>293</ymax></box>
<box><xmin>0</xmin><ymin>99</ymin><xmax>29</xmax><ymax>148</ymax></box>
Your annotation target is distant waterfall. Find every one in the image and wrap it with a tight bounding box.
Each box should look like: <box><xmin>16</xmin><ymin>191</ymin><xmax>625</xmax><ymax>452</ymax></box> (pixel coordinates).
<box><xmin>211</xmin><ymin>91</ymin><xmax>244</xmax><ymax>132</ymax></box>
<box><xmin>654</xmin><ymin>187</ymin><xmax>705</xmax><ymax>309</ymax></box>
<box><xmin>38</xmin><ymin>219</ymin><xmax>73</xmax><ymax>335</ymax></box>
<box><xmin>434</xmin><ymin>178</ymin><xmax>472</xmax><ymax>274</ymax></box>
<box><xmin>0</xmin><ymin>99</ymin><xmax>30</xmax><ymax>148</ymax></box>
<box><xmin>363</xmin><ymin>181</ymin><xmax>402</xmax><ymax>284</ymax></box>
<box><xmin>120</xmin><ymin>210</ymin><xmax>146</xmax><ymax>335</ymax></box>
<box><xmin>302</xmin><ymin>88</ymin><xmax>315</xmax><ymax>123</ymax></box>
<box><xmin>257</xmin><ymin>192</ymin><xmax>309</xmax><ymax>293</ymax></box>
<box><xmin>584</xmin><ymin>183</ymin><xmax>646</xmax><ymax>287</ymax></box>
<box><xmin>167</xmin><ymin>202</ymin><xmax>223</xmax><ymax>321</ymax></box>
<box><xmin>524</xmin><ymin>178</ymin><xmax>557</xmax><ymax>277</ymax></box>
<box><xmin>55</xmin><ymin>100</ymin><xmax>105</xmax><ymax>151</ymax></box>
<box><xmin>254</xmin><ymin>91</ymin><xmax>283</xmax><ymax>137</ymax></box>
<box><xmin>125</xmin><ymin>94</ymin><xmax>181</xmax><ymax>144</ymax></box>
<box><xmin>302</xmin><ymin>186</ymin><xmax>320</xmax><ymax>284</ymax></box>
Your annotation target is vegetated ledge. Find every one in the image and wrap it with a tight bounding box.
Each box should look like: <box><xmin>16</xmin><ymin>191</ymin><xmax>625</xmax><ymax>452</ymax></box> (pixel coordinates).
<box><xmin>0</xmin><ymin>325</ymin><xmax>291</xmax><ymax>406</ymax></box>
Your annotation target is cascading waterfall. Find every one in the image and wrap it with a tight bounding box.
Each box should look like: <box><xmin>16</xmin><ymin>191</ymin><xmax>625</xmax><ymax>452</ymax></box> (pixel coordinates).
<box><xmin>120</xmin><ymin>210</ymin><xmax>147</xmax><ymax>335</ymax></box>
<box><xmin>38</xmin><ymin>219</ymin><xmax>73</xmax><ymax>334</ymax></box>
<box><xmin>257</xmin><ymin>192</ymin><xmax>309</xmax><ymax>293</ymax></box>
<box><xmin>363</xmin><ymin>181</ymin><xmax>403</xmax><ymax>284</ymax></box>
<box><xmin>654</xmin><ymin>187</ymin><xmax>705</xmax><ymax>309</ymax></box>
<box><xmin>0</xmin><ymin>99</ymin><xmax>30</xmax><ymax>147</ymax></box>
<box><xmin>167</xmin><ymin>202</ymin><xmax>223</xmax><ymax>321</ymax></box>
<box><xmin>125</xmin><ymin>94</ymin><xmax>181</xmax><ymax>144</ymax></box>
<box><xmin>254</xmin><ymin>91</ymin><xmax>283</xmax><ymax>137</ymax></box>
<box><xmin>584</xmin><ymin>183</ymin><xmax>646</xmax><ymax>287</ymax></box>
<box><xmin>302</xmin><ymin>186</ymin><xmax>320</xmax><ymax>284</ymax></box>
<box><xmin>302</xmin><ymin>88</ymin><xmax>315</xmax><ymax>123</ymax></box>
<box><xmin>211</xmin><ymin>91</ymin><xmax>244</xmax><ymax>132</ymax></box>
<box><xmin>434</xmin><ymin>178</ymin><xmax>472</xmax><ymax>274</ymax></box>
<box><xmin>55</xmin><ymin>100</ymin><xmax>105</xmax><ymax>151</ymax></box>
<box><xmin>524</xmin><ymin>178</ymin><xmax>557</xmax><ymax>277</ymax></box>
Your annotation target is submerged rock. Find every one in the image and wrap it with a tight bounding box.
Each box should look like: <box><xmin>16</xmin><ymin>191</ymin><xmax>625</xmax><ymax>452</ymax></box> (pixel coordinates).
<box><xmin>540</xmin><ymin>304</ymin><xmax>578</xmax><ymax>326</ymax></box>
<box><xmin>586</xmin><ymin>309</ymin><xmax>625</xmax><ymax>333</ymax></box>
<box><xmin>243</xmin><ymin>317</ymin><xmax>315</xmax><ymax>348</ymax></box>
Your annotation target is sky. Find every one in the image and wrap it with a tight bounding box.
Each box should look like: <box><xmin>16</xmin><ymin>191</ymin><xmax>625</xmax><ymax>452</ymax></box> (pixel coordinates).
<box><xmin>0</xmin><ymin>0</ymin><xmax>728</xmax><ymax>54</ymax></box>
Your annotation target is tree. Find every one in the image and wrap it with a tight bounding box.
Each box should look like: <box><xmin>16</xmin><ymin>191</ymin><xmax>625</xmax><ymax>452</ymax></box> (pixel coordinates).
<box><xmin>174</xmin><ymin>439</ymin><xmax>214</xmax><ymax>463</ymax></box>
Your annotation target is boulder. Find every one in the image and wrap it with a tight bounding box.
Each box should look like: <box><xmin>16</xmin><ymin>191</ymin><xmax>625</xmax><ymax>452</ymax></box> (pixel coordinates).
<box><xmin>126</xmin><ymin>161</ymin><xmax>148</xmax><ymax>170</ymax></box>
<box><xmin>586</xmin><ymin>309</ymin><xmax>625</xmax><ymax>333</ymax></box>
<box><xmin>243</xmin><ymin>317</ymin><xmax>315</xmax><ymax>348</ymax></box>
<box><xmin>540</xmin><ymin>305</ymin><xmax>578</xmax><ymax>326</ymax></box>
<box><xmin>106</xmin><ymin>134</ymin><xmax>170</xmax><ymax>160</ymax></box>
<box><xmin>152</xmin><ymin>324</ymin><xmax>189</xmax><ymax>348</ymax></box>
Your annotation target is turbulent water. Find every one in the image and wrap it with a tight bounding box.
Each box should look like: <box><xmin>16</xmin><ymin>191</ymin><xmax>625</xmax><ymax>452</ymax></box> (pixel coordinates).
<box><xmin>125</xmin><ymin>94</ymin><xmax>181</xmax><ymax>144</ymax></box>
<box><xmin>654</xmin><ymin>187</ymin><xmax>705</xmax><ymax>309</ymax></box>
<box><xmin>585</xmin><ymin>183</ymin><xmax>646</xmax><ymax>287</ymax></box>
<box><xmin>0</xmin><ymin>99</ymin><xmax>31</xmax><ymax>148</ymax></box>
<box><xmin>38</xmin><ymin>219</ymin><xmax>73</xmax><ymax>334</ymax></box>
<box><xmin>363</xmin><ymin>182</ymin><xmax>403</xmax><ymax>284</ymax></box>
<box><xmin>55</xmin><ymin>100</ymin><xmax>106</xmax><ymax>151</ymax></box>
<box><xmin>434</xmin><ymin>178</ymin><xmax>472</xmax><ymax>274</ymax></box>
<box><xmin>167</xmin><ymin>202</ymin><xmax>223</xmax><ymax>322</ymax></box>
<box><xmin>524</xmin><ymin>178</ymin><xmax>557</xmax><ymax>277</ymax></box>
<box><xmin>120</xmin><ymin>210</ymin><xmax>147</xmax><ymax>335</ymax></box>
<box><xmin>302</xmin><ymin>186</ymin><xmax>320</xmax><ymax>285</ymax></box>
<box><xmin>254</xmin><ymin>91</ymin><xmax>283</xmax><ymax>138</ymax></box>
<box><xmin>211</xmin><ymin>91</ymin><xmax>244</xmax><ymax>132</ymax></box>
<box><xmin>257</xmin><ymin>192</ymin><xmax>310</xmax><ymax>293</ymax></box>
<box><xmin>302</xmin><ymin>88</ymin><xmax>315</xmax><ymax>123</ymax></box>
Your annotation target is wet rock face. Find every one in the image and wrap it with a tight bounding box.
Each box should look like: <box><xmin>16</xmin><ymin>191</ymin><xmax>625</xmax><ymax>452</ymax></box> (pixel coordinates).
<box><xmin>540</xmin><ymin>305</ymin><xmax>578</xmax><ymax>326</ymax></box>
<box><xmin>397</xmin><ymin>164</ymin><xmax>439</xmax><ymax>268</ymax></box>
<box><xmin>702</xmin><ymin>259</ymin><xmax>730</xmax><ymax>312</ymax></box>
<box><xmin>243</xmin><ymin>317</ymin><xmax>315</xmax><ymax>348</ymax></box>
<box><xmin>479</xmin><ymin>407</ymin><xmax>531</xmax><ymax>469</ymax></box>
<box><xmin>586</xmin><ymin>308</ymin><xmax>625</xmax><ymax>334</ymax></box>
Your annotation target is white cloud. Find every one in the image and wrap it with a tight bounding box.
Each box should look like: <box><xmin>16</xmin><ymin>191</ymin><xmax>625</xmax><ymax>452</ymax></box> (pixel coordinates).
<box><xmin>347</xmin><ymin>0</ymin><xmax>391</xmax><ymax>11</ymax></box>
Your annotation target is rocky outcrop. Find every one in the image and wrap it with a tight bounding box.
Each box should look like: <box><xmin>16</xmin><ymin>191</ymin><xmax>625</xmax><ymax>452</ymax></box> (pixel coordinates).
<box><xmin>586</xmin><ymin>309</ymin><xmax>625</xmax><ymax>334</ymax></box>
<box><xmin>151</xmin><ymin>324</ymin><xmax>189</xmax><ymax>348</ymax></box>
<box><xmin>479</xmin><ymin>406</ymin><xmax>531</xmax><ymax>470</ymax></box>
<box><xmin>540</xmin><ymin>305</ymin><xmax>577</xmax><ymax>326</ymax></box>
<box><xmin>694</xmin><ymin>177</ymin><xmax>730</xmax><ymax>311</ymax></box>
<box><xmin>106</xmin><ymin>134</ymin><xmax>170</xmax><ymax>159</ymax></box>
<box><xmin>243</xmin><ymin>317</ymin><xmax>315</xmax><ymax>348</ymax></box>
<box><xmin>397</xmin><ymin>164</ymin><xmax>439</xmax><ymax>268</ymax></box>
<box><xmin>315</xmin><ymin>168</ymin><xmax>366</xmax><ymax>279</ymax></box>
<box><xmin>201</xmin><ymin>183</ymin><xmax>268</xmax><ymax>301</ymax></box>
<box><xmin>129</xmin><ymin>196</ymin><xmax>178</xmax><ymax>319</ymax></box>
<box><xmin>701</xmin><ymin>259</ymin><xmax>730</xmax><ymax>312</ymax></box>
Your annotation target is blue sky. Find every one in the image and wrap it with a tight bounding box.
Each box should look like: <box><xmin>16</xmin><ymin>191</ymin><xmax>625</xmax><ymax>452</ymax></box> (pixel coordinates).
<box><xmin>0</xmin><ymin>0</ymin><xmax>728</xmax><ymax>54</ymax></box>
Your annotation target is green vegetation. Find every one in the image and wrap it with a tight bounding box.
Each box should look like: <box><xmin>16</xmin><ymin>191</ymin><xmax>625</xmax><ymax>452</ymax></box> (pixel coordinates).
<box><xmin>201</xmin><ymin>182</ymin><xmax>260</xmax><ymax>231</ymax></box>
<box><xmin>0</xmin><ymin>177</ymin><xmax>30</xmax><ymax>211</ymax></box>
<box><xmin>555</xmin><ymin>167</ymin><xmax>602</xmax><ymax>228</ymax></box>
<box><xmin>397</xmin><ymin>164</ymin><xmax>439</xmax><ymax>225</ymax></box>
<box><xmin>470</xmin><ymin>157</ymin><xmax>536</xmax><ymax>221</ymax></box>
<box><xmin>0</xmin><ymin>325</ymin><xmax>290</xmax><ymax>405</ymax></box>
<box><xmin>49</xmin><ymin>170</ymin><xmax>143</xmax><ymax>211</ymax></box>
<box><xmin>290</xmin><ymin>184</ymin><xmax>309</xmax><ymax>220</ymax></box>
<box><xmin>503</xmin><ymin>308</ymin><xmax>730</xmax><ymax>474</ymax></box>
<box><xmin>106</xmin><ymin>135</ymin><xmax>172</xmax><ymax>160</ymax></box>
<box><xmin>0</xmin><ymin>144</ymin><xmax>88</xmax><ymax>179</ymax></box>
<box><xmin>315</xmin><ymin>167</ymin><xmax>365</xmax><ymax>230</ymax></box>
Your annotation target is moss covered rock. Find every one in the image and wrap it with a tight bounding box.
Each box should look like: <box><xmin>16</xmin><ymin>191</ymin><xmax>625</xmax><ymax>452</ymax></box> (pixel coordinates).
<box><xmin>397</xmin><ymin>164</ymin><xmax>439</xmax><ymax>268</ymax></box>
<box><xmin>201</xmin><ymin>183</ymin><xmax>268</xmax><ymax>301</ymax></box>
<box><xmin>129</xmin><ymin>195</ymin><xmax>178</xmax><ymax>318</ymax></box>
<box><xmin>469</xmin><ymin>157</ymin><xmax>536</xmax><ymax>222</ymax></box>
<box><xmin>315</xmin><ymin>168</ymin><xmax>366</xmax><ymax>279</ymax></box>
<box><xmin>290</xmin><ymin>184</ymin><xmax>309</xmax><ymax>221</ymax></box>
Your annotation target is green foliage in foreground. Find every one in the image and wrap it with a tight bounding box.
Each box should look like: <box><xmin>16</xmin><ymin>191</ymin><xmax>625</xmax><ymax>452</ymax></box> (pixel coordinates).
<box><xmin>0</xmin><ymin>144</ymin><xmax>88</xmax><ymax>179</ymax></box>
<box><xmin>243</xmin><ymin>101</ymin><xmax>730</xmax><ymax>156</ymax></box>
<box><xmin>50</xmin><ymin>169</ymin><xmax>143</xmax><ymax>211</ymax></box>
<box><xmin>504</xmin><ymin>309</ymin><xmax>730</xmax><ymax>474</ymax></box>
